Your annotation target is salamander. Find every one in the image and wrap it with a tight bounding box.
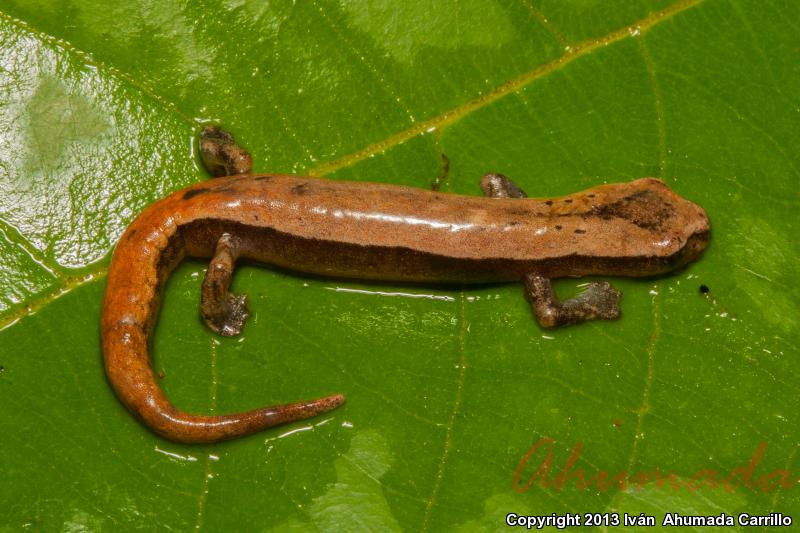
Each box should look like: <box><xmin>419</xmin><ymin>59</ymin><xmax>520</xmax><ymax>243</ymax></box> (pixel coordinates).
<box><xmin>101</xmin><ymin>127</ymin><xmax>710</xmax><ymax>443</ymax></box>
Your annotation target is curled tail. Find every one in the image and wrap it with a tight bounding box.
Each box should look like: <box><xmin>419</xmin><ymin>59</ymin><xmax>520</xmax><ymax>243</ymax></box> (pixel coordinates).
<box><xmin>101</xmin><ymin>201</ymin><xmax>344</xmax><ymax>444</ymax></box>
<box><xmin>102</xmin><ymin>318</ymin><xmax>344</xmax><ymax>443</ymax></box>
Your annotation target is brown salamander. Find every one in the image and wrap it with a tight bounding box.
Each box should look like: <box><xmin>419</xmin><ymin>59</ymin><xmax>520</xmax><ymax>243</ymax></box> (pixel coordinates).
<box><xmin>101</xmin><ymin>127</ymin><xmax>710</xmax><ymax>443</ymax></box>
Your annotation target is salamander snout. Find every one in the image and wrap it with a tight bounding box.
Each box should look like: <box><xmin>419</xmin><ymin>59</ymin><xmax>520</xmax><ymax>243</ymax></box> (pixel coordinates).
<box><xmin>677</xmin><ymin>201</ymin><xmax>711</xmax><ymax>265</ymax></box>
<box><xmin>684</xmin><ymin>227</ymin><xmax>710</xmax><ymax>261</ymax></box>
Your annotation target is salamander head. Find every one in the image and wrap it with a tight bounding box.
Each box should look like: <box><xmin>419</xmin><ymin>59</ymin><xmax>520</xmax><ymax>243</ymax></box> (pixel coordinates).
<box><xmin>614</xmin><ymin>178</ymin><xmax>710</xmax><ymax>273</ymax></box>
<box><xmin>563</xmin><ymin>178</ymin><xmax>710</xmax><ymax>276</ymax></box>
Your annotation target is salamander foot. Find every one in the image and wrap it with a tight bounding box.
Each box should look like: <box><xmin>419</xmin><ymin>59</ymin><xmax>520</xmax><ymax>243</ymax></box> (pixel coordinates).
<box><xmin>201</xmin><ymin>233</ymin><xmax>250</xmax><ymax>336</ymax></box>
<box><xmin>480</xmin><ymin>173</ymin><xmax>528</xmax><ymax>198</ymax></box>
<box><xmin>524</xmin><ymin>273</ymin><xmax>621</xmax><ymax>328</ymax></box>
<box><xmin>199</xmin><ymin>125</ymin><xmax>253</xmax><ymax>177</ymax></box>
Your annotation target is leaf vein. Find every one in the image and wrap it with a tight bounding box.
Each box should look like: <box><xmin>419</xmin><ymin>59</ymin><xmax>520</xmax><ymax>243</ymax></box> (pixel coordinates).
<box><xmin>638</xmin><ymin>38</ymin><xmax>667</xmax><ymax>180</ymax></box>
<box><xmin>419</xmin><ymin>291</ymin><xmax>467</xmax><ymax>533</ymax></box>
<box><xmin>310</xmin><ymin>0</ymin><xmax>707</xmax><ymax>177</ymax></box>
<box><xmin>0</xmin><ymin>221</ymin><xmax>60</xmax><ymax>278</ymax></box>
<box><xmin>520</xmin><ymin>0</ymin><xmax>569</xmax><ymax>47</ymax></box>
<box><xmin>625</xmin><ymin>287</ymin><xmax>659</xmax><ymax>474</ymax></box>
<box><xmin>0</xmin><ymin>269</ymin><xmax>106</xmax><ymax>330</ymax></box>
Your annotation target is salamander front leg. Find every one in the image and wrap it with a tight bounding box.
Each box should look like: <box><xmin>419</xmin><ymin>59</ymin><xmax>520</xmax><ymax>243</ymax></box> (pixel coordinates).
<box><xmin>199</xmin><ymin>125</ymin><xmax>253</xmax><ymax>177</ymax></box>
<box><xmin>480</xmin><ymin>173</ymin><xmax>528</xmax><ymax>198</ymax></box>
<box><xmin>201</xmin><ymin>233</ymin><xmax>249</xmax><ymax>336</ymax></box>
<box><xmin>523</xmin><ymin>273</ymin><xmax>622</xmax><ymax>328</ymax></box>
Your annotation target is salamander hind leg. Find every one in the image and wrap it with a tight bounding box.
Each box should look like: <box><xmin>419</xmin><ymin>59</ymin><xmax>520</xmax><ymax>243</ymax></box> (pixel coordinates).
<box><xmin>201</xmin><ymin>233</ymin><xmax>249</xmax><ymax>336</ymax></box>
<box><xmin>199</xmin><ymin>125</ymin><xmax>253</xmax><ymax>177</ymax></box>
<box><xmin>480</xmin><ymin>173</ymin><xmax>528</xmax><ymax>198</ymax></box>
<box><xmin>523</xmin><ymin>273</ymin><xmax>621</xmax><ymax>328</ymax></box>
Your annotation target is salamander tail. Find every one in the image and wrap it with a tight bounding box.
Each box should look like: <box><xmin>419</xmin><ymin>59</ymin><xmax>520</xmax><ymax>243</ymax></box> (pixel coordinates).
<box><xmin>142</xmin><ymin>393</ymin><xmax>347</xmax><ymax>444</ymax></box>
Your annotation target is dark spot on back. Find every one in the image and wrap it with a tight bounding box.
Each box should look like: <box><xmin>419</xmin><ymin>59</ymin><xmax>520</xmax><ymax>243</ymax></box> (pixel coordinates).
<box><xmin>126</xmin><ymin>229</ymin><xmax>137</xmax><ymax>241</ymax></box>
<box><xmin>255</xmin><ymin>175</ymin><xmax>273</xmax><ymax>181</ymax></box>
<box><xmin>699</xmin><ymin>284</ymin><xmax>710</xmax><ymax>294</ymax></box>
<box><xmin>555</xmin><ymin>225</ymin><xmax>562</xmax><ymax>230</ymax></box>
<box><xmin>545</xmin><ymin>200</ymin><xmax>553</xmax><ymax>206</ymax></box>
<box><xmin>588</xmin><ymin>193</ymin><xmax>595</xmax><ymax>198</ymax></box>
<box><xmin>291</xmin><ymin>183</ymin><xmax>309</xmax><ymax>195</ymax></box>
<box><xmin>183</xmin><ymin>187</ymin><xmax>211</xmax><ymax>200</ymax></box>
<box><xmin>508</xmin><ymin>221</ymin><xmax>520</xmax><ymax>226</ymax></box>
<box><xmin>564</xmin><ymin>198</ymin><xmax>573</xmax><ymax>203</ymax></box>
<box><xmin>591</xmin><ymin>189</ymin><xmax>676</xmax><ymax>231</ymax></box>
<box><xmin>574</xmin><ymin>229</ymin><xmax>586</xmax><ymax>234</ymax></box>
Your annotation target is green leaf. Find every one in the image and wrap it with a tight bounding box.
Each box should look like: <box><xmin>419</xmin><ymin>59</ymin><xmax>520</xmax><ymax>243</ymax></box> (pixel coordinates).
<box><xmin>1</xmin><ymin>1</ymin><xmax>798</xmax><ymax>531</ymax></box>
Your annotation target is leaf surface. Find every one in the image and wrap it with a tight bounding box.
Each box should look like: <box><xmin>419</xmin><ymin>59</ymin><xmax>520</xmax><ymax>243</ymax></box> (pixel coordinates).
<box><xmin>0</xmin><ymin>1</ymin><xmax>798</xmax><ymax>531</ymax></box>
